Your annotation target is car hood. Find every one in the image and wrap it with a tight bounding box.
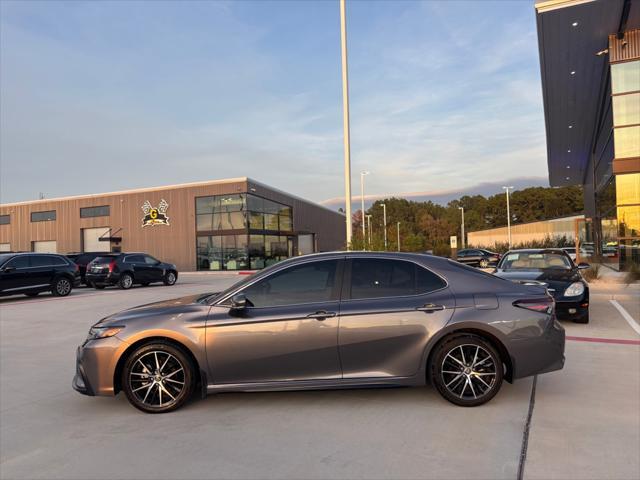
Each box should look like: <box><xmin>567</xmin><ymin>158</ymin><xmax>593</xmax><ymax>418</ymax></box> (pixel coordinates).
<box><xmin>96</xmin><ymin>293</ymin><xmax>217</xmax><ymax>326</ymax></box>
<box><xmin>494</xmin><ymin>269</ymin><xmax>582</xmax><ymax>291</ymax></box>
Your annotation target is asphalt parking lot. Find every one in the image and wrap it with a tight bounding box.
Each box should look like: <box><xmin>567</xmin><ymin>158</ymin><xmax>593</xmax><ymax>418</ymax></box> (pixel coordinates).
<box><xmin>1</xmin><ymin>274</ymin><xmax>638</xmax><ymax>480</ymax></box>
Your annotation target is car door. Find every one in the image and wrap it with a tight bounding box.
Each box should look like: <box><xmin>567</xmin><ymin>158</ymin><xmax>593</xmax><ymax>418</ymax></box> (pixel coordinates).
<box><xmin>0</xmin><ymin>256</ymin><xmax>31</xmax><ymax>294</ymax></box>
<box><xmin>205</xmin><ymin>258</ymin><xmax>344</xmax><ymax>384</ymax></box>
<box><xmin>29</xmin><ymin>255</ymin><xmax>57</xmax><ymax>286</ymax></box>
<box><xmin>124</xmin><ymin>255</ymin><xmax>148</xmax><ymax>283</ymax></box>
<box><xmin>338</xmin><ymin>257</ymin><xmax>455</xmax><ymax>379</ymax></box>
<box><xmin>143</xmin><ymin>255</ymin><xmax>164</xmax><ymax>282</ymax></box>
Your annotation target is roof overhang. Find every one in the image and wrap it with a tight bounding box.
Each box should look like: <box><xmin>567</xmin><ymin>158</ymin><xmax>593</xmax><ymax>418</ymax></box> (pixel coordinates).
<box><xmin>535</xmin><ymin>0</ymin><xmax>640</xmax><ymax>187</ymax></box>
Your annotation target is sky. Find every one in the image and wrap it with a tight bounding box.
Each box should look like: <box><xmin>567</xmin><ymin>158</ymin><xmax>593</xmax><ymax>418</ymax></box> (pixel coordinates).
<box><xmin>0</xmin><ymin>0</ymin><xmax>549</xmax><ymax>206</ymax></box>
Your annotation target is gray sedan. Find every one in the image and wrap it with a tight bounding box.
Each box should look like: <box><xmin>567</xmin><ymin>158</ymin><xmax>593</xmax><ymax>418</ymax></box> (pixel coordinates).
<box><xmin>73</xmin><ymin>252</ymin><xmax>565</xmax><ymax>413</ymax></box>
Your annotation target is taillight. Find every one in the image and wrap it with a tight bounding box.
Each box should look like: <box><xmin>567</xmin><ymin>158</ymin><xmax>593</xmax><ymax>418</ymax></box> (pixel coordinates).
<box><xmin>513</xmin><ymin>297</ymin><xmax>554</xmax><ymax>314</ymax></box>
<box><xmin>108</xmin><ymin>259</ymin><xmax>116</xmax><ymax>273</ymax></box>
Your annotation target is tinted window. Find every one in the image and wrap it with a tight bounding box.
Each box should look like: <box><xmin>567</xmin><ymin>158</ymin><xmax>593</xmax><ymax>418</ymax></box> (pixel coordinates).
<box><xmin>93</xmin><ymin>256</ymin><xmax>116</xmax><ymax>264</ymax></box>
<box><xmin>31</xmin><ymin>255</ymin><xmax>66</xmax><ymax>267</ymax></box>
<box><xmin>351</xmin><ymin>259</ymin><xmax>415</xmax><ymax>299</ymax></box>
<box><xmin>125</xmin><ymin>255</ymin><xmax>145</xmax><ymax>263</ymax></box>
<box><xmin>80</xmin><ymin>205</ymin><xmax>110</xmax><ymax>218</ymax></box>
<box><xmin>5</xmin><ymin>256</ymin><xmax>29</xmax><ymax>269</ymax></box>
<box><xmin>0</xmin><ymin>215</ymin><xmax>9</xmax><ymax>225</ymax></box>
<box><xmin>242</xmin><ymin>260</ymin><xmax>338</xmax><ymax>307</ymax></box>
<box><xmin>144</xmin><ymin>256</ymin><xmax>159</xmax><ymax>265</ymax></box>
<box><xmin>31</xmin><ymin>210</ymin><xmax>56</xmax><ymax>222</ymax></box>
<box><xmin>350</xmin><ymin>259</ymin><xmax>445</xmax><ymax>299</ymax></box>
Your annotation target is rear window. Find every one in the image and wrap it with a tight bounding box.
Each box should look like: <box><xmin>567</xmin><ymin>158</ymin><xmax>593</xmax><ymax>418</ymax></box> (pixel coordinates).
<box><xmin>93</xmin><ymin>256</ymin><xmax>116</xmax><ymax>264</ymax></box>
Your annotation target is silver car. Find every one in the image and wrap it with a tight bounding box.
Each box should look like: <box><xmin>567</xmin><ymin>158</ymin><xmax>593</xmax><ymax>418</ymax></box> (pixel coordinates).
<box><xmin>73</xmin><ymin>252</ymin><xmax>565</xmax><ymax>413</ymax></box>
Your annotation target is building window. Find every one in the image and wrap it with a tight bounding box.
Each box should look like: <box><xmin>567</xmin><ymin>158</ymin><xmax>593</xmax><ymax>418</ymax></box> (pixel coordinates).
<box><xmin>611</xmin><ymin>60</ymin><xmax>640</xmax><ymax>95</ymax></box>
<box><xmin>31</xmin><ymin>210</ymin><xmax>56</xmax><ymax>222</ymax></box>
<box><xmin>0</xmin><ymin>215</ymin><xmax>9</xmax><ymax>225</ymax></box>
<box><xmin>196</xmin><ymin>234</ymin><xmax>248</xmax><ymax>271</ymax></box>
<box><xmin>246</xmin><ymin>194</ymin><xmax>293</xmax><ymax>233</ymax></box>
<box><xmin>613</xmin><ymin>125</ymin><xmax>640</xmax><ymax>159</ymax></box>
<box><xmin>612</xmin><ymin>93</ymin><xmax>640</xmax><ymax>127</ymax></box>
<box><xmin>80</xmin><ymin>205</ymin><xmax>110</xmax><ymax>218</ymax></box>
<box><xmin>195</xmin><ymin>194</ymin><xmax>246</xmax><ymax>232</ymax></box>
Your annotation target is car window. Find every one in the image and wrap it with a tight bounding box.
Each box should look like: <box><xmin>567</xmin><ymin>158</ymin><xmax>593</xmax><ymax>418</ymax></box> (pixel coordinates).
<box><xmin>4</xmin><ymin>256</ymin><xmax>29</xmax><ymax>269</ymax></box>
<box><xmin>125</xmin><ymin>255</ymin><xmax>144</xmax><ymax>263</ymax></box>
<box><xmin>144</xmin><ymin>256</ymin><xmax>159</xmax><ymax>265</ymax></box>
<box><xmin>500</xmin><ymin>252</ymin><xmax>571</xmax><ymax>270</ymax></box>
<box><xmin>30</xmin><ymin>256</ymin><xmax>56</xmax><ymax>267</ymax></box>
<box><xmin>350</xmin><ymin>258</ymin><xmax>415</xmax><ymax>299</ymax></box>
<box><xmin>416</xmin><ymin>266</ymin><xmax>447</xmax><ymax>293</ymax></box>
<box><xmin>242</xmin><ymin>260</ymin><xmax>338</xmax><ymax>307</ymax></box>
<box><xmin>457</xmin><ymin>250</ymin><xmax>467</xmax><ymax>257</ymax></box>
<box><xmin>93</xmin><ymin>256</ymin><xmax>116</xmax><ymax>264</ymax></box>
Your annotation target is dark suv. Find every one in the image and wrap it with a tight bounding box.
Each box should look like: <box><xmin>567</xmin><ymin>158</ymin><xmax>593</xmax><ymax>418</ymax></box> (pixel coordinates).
<box><xmin>456</xmin><ymin>249</ymin><xmax>501</xmax><ymax>268</ymax></box>
<box><xmin>0</xmin><ymin>253</ymin><xmax>80</xmax><ymax>297</ymax></box>
<box><xmin>66</xmin><ymin>252</ymin><xmax>115</xmax><ymax>285</ymax></box>
<box><xmin>85</xmin><ymin>253</ymin><xmax>178</xmax><ymax>290</ymax></box>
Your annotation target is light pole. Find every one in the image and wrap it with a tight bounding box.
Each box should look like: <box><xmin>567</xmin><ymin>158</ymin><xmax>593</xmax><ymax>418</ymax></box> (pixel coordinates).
<box><xmin>339</xmin><ymin>0</ymin><xmax>353</xmax><ymax>249</ymax></box>
<box><xmin>382</xmin><ymin>203</ymin><xmax>387</xmax><ymax>250</ymax></box>
<box><xmin>502</xmin><ymin>186</ymin><xmax>514</xmax><ymax>248</ymax></box>
<box><xmin>366</xmin><ymin>214</ymin><xmax>372</xmax><ymax>248</ymax></box>
<box><xmin>397</xmin><ymin>222</ymin><xmax>401</xmax><ymax>251</ymax></box>
<box><xmin>360</xmin><ymin>171</ymin><xmax>369</xmax><ymax>249</ymax></box>
<box><xmin>458</xmin><ymin>206</ymin><xmax>465</xmax><ymax>249</ymax></box>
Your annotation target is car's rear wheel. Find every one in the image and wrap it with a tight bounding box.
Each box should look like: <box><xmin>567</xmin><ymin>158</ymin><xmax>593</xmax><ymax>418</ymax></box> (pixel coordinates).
<box><xmin>163</xmin><ymin>271</ymin><xmax>177</xmax><ymax>286</ymax></box>
<box><xmin>119</xmin><ymin>273</ymin><xmax>133</xmax><ymax>290</ymax></box>
<box><xmin>122</xmin><ymin>342</ymin><xmax>194</xmax><ymax>413</ymax></box>
<box><xmin>52</xmin><ymin>277</ymin><xmax>72</xmax><ymax>297</ymax></box>
<box><xmin>430</xmin><ymin>334</ymin><xmax>503</xmax><ymax>407</ymax></box>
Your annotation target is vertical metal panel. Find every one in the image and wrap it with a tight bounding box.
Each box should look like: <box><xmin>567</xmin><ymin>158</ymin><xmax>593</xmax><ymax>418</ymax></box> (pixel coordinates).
<box><xmin>610</xmin><ymin>30</ymin><xmax>640</xmax><ymax>63</ymax></box>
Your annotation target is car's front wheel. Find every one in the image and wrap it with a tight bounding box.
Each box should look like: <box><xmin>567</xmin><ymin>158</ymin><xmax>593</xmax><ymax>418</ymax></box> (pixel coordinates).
<box><xmin>163</xmin><ymin>271</ymin><xmax>177</xmax><ymax>286</ymax></box>
<box><xmin>430</xmin><ymin>334</ymin><xmax>503</xmax><ymax>407</ymax></box>
<box><xmin>122</xmin><ymin>342</ymin><xmax>195</xmax><ymax>413</ymax></box>
<box><xmin>52</xmin><ymin>277</ymin><xmax>73</xmax><ymax>297</ymax></box>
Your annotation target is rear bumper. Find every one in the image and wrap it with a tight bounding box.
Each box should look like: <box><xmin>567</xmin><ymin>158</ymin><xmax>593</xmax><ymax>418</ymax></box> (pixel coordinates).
<box><xmin>85</xmin><ymin>272</ymin><xmax>120</xmax><ymax>286</ymax></box>
<box><xmin>511</xmin><ymin>318</ymin><xmax>565</xmax><ymax>379</ymax></box>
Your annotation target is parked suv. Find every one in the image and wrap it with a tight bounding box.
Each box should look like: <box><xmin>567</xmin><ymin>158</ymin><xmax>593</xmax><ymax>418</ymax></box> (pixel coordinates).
<box><xmin>85</xmin><ymin>253</ymin><xmax>178</xmax><ymax>289</ymax></box>
<box><xmin>66</xmin><ymin>252</ymin><xmax>116</xmax><ymax>285</ymax></box>
<box><xmin>456</xmin><ymin>249</ymin><xmax>501</xmax><ymax>268</ymax></box>
<box><xmin>0</xmin><ymin>253</ymin><xmax>80</xmax><ymax>297</ymax></box>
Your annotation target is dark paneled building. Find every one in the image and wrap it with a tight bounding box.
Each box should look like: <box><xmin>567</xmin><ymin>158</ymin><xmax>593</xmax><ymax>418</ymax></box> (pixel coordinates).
<box><xmin>0</xmin><ymin>178</ymin><xmax>346</xmax><ymax>271</ymax></box>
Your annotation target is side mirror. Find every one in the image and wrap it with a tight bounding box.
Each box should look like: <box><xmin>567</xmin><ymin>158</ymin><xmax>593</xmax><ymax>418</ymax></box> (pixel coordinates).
<box><xmin>577</xmin><ymin>262</ymin><xmax>590</xmax><ymax>270</ymax></box>
<box><xmin>230</xmin><ymin>293</ymin><xmax>248</xmax><ymax>310</ymax></box>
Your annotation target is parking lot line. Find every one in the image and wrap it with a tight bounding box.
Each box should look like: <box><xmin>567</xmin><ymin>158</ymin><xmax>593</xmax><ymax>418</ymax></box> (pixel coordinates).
<box><xmin>566</xmin><ymin>335</ymin><xmax>640</xmax><ymax>346</ymax></box>
<box><xmin>610</xmin><ymin>299</ymin><xmax>640</xmax><ymax>336</ymax></box>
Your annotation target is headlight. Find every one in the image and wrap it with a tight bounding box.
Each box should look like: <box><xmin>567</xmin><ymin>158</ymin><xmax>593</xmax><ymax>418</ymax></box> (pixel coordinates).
<box><xmin>564</xmin><ymin>282</ymin><xmax>585</xmax><ymax>297</ymax></box>
<box><xmin>87</xmin><ymin>326</ymin><xmax>124</xmax><ymax>340</ymax></box>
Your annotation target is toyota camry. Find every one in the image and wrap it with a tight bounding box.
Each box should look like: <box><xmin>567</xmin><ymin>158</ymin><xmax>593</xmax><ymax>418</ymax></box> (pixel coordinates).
<box><xmin>73</xmin><ymin>252</ymin><xmax>565</xmax><ymax>413</ymax></box>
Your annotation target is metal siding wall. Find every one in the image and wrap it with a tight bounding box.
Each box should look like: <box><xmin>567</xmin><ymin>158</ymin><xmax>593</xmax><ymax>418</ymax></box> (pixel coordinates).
<box><xmin>609</xmin><ymin>30</ymin><xmax>640</xmax><ymax>63</ymax></box>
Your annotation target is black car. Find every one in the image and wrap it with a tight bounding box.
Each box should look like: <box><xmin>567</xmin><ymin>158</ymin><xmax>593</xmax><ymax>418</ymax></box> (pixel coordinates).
<box><xmin>85</xmin><ymin>253</ymin><xmax>178</xmax><ymax>290</ymax></box>
<box><xmin>0</xmin><ymin>253</ymin><xmax>80</xmax><ymax>297</ymax></box>
<box><xmin>493</xmin><ymin>249</ymin><xmax>590</xmax><ymax>323</ymax></box>
<box><xmin>66</xmin><ymin>252</ymin><xmax>116</xmax><ymax>285</ymax></box>
<box><xmin>456</xmin><ymin>249</ymin><xmax>501</xmax><ymax>268</ymax></box>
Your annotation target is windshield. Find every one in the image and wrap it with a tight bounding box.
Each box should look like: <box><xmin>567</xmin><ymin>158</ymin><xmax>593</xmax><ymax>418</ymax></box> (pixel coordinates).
<box><xmin>499</xmin><ymin>252</ymin><xmax>572</xmax><ymax>270</ymax></box>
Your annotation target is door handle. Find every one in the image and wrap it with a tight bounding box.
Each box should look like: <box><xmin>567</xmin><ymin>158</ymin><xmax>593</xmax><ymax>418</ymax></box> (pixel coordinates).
<box><xmin>416</xmin><ymin>303</ymin><xmax>446</xmax><ymax>313</ymax></box>
<box><xmin>306</xmin><ymin>311</ymin><xmax>336</xmax><ymax>321</ymax></box>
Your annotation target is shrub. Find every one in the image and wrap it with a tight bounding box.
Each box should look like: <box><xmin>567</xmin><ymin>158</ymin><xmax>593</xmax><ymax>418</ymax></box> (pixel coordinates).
<box><xmin>582</xmin><ymin>263</ymin><xmax>601</xmax><ymax>282</ymax></box>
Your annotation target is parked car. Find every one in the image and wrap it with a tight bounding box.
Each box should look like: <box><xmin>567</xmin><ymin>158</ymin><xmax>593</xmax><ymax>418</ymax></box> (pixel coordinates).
<box><xmin>66</xmin><ymin>252</ymin><xmax>116</xmax><ymax>285</ymax></box>
<box><xmin>74</xmin><ymin>252</ymin><xmax>565</xmax><ymax>413</ymax></box>
<box><xmin>493</xmin><ymin>249</ymin><xmax>590</xmax><ymax>323</ymax></box>
<box><xmin>456</xmin><ymin>249</ymin><xmax>501</xmax><ymax>268</ymax></box>
<box><xmin>0</xmin><ymin>252</ymin><xmax>80</xmax><ymax>297</ymax></box>
<box><xmin>561</xmin><ymin>247</ymin><xmax>591</xmax><ymax>262</ymax></box>
<box><xmin>85</xmin><ymin>253</ymin><xmax>178</xmax><ymax>290</ymax></box>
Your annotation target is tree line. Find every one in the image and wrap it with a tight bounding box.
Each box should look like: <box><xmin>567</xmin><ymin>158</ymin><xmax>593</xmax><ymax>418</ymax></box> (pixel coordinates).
<box><xmin>349</xmin><ymin>185</ymin><xmax>584</xmax><ymax>254</ymax></box>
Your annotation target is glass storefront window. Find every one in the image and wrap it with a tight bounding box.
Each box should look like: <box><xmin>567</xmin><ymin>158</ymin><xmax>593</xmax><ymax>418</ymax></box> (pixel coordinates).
<box><xmin>614</xmin><ymin>125</ymin><xmax>640</xmax><ymax>159</ymax></box>
<box><xmin>264</xmin><ymin>213</ymin><xmax>279</xmax><ymax>230</ymax></box>
<box><xmin>197</xmin><ymin>234</ymin><xmax>248</xmax><ymax>270</ymax></box>
<box><xmin>618</xmin><ymin>206</ymin><xmax>640</xmax><ymax>238</ymax></box>
<box><xmin>613</xmin><ymin>93</ymin><xmax>640</xmax><ymax>127</ymax></box>
<box><xmin>249</xmin><ymin>211</ymin><xmax>264</xmax><ymax>229</ymax></box>
<box><xmin>611</xmin><ymin>60</ymin><xmax>640</xmax><ymax>95</ymax></box>
<box><xmin>279</xmin><ymin>213</ymin><xmax>292</xmax><ymax>231</ymax></box>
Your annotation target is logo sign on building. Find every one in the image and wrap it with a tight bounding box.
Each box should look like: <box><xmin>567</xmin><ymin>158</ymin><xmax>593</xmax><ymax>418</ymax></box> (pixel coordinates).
<box><xmin>141</xmin><ymin>199</ymin><xmax>170</xmax><ymax>227</ymax></box>
<box><xmin>450</xmin><ymin>236</ymin><xmax>457</xmax><ymax>249</ymax></box>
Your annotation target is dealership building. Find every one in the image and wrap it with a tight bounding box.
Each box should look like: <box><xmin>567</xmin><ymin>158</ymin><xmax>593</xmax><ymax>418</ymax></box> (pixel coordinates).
<box><xmin>535</xmin><ymin>0</ymin><xmax>640</xmax><ymax>269</ymax></box>
<box><xmin>0</xmin><ymin>178</ymin><xmax>345</xmax><ymax>271</ymax></box>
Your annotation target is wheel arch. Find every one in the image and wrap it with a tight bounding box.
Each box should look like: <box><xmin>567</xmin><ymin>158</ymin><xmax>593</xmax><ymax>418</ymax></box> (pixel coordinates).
<box><xmin>113</xmin><ymin>336</ymin><xmax>205</xmax><ymax>395</ymax></box>
<box><xmin>425</xmin><ymin>325</ymin><xmax>514</xmax><ymax>383</ymax></box>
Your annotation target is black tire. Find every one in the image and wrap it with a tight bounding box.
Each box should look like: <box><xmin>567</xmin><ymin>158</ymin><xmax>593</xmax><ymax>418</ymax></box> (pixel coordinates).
<box><xmin>25</xmin><ymin>292</ymin><xmax>39</xmax><ymax>297</ymax></box>
<box><xmin>574</xmin><ymin>312</ymin><xmax>589</xmax><ymax>324</ymax></box>
<box><xmin>118</xmin><ymin>273</ymin><xmax>134</xmax><ymax>290</ymax></box>
<box><xmin>122</xmin><ymin>341</ymin><xmax>195</xmax><ymax>413</ymax></box>
<box><xmin>163</xmin><ymin>270</ymin><xmax>177</xmax><ymax>286</ymax></box>
<box><xmin>51</xmin><ymin>276</ymin><xmax>73</xmax><ymax>297</ymax></box>
<box><xmin>430</xmin><ymin>334</ymin><xmax>503</xmax><ymax>407</ymax></box>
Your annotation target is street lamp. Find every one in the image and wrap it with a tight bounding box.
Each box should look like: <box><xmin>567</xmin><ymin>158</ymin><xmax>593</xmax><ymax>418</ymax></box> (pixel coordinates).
<box><xmin>339</xmin><ymin>0</ymin><xmax>353</xmax><ymax>248</ymax></box>
<box><xmin>502</xmin><ymin>186</ymin><xmax>514</xmax><ymax>248</ymax></box>
<box><xmin>458</xmin><ymin>206</ymin><xmax>465</xmax><ymax>249</ymax></box>
<box><xmin>382</xmin><ymin>203</ymin><xmax>387</xmax><ymax>250</ymax></box>
<box><xmin>360</xmin><ymin>171</ymin><xmax>369</xmax><ymax>249</ymax></box>
<box><xmin>397</xmin><ymin>222</ymin><xmax>401</xmax><ymax>251</ymax></box>
<box><xmin>366</xmin><ymin>214</ymin><xmax>372</xmax><ymax>248</ymax></box>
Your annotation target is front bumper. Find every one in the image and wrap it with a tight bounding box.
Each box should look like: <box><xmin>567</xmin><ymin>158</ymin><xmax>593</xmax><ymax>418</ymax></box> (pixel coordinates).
<box><xmin>555</xmin><ymin>299</ymin><xmax>589</xmax><ymax>320</ymax></box>
<box><xmin>72</xmin><ymin>336</ymin><xmax>125</xmax><ymax>397</ymax></box>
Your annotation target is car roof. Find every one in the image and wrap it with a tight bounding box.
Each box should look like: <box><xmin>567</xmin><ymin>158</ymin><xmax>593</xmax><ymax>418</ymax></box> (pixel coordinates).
<box><xmin>505</xmin><ymin>248</ymin><xmax>568</xmax><ymax>255</ymax></box>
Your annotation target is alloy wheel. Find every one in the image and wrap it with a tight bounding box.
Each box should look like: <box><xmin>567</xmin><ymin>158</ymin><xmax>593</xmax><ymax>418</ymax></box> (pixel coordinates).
<box><xmin>55</xmin><ymin>278</ymin><xmax>71</xmax><ymax>296</ymax></box>
<box><xmin>440</xmin><ymin>344</ymin><xmax>497</xmax><ymax>401</ymax></box>
<box><xmin>128</xmin><ymin>351</ymin><xmax>186</xmax><ymax>409</ymax></box>
<box><xmin>121</xmin><ymin>274</ymin><xmax>133</xmax><ymax>289</ymax></box>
